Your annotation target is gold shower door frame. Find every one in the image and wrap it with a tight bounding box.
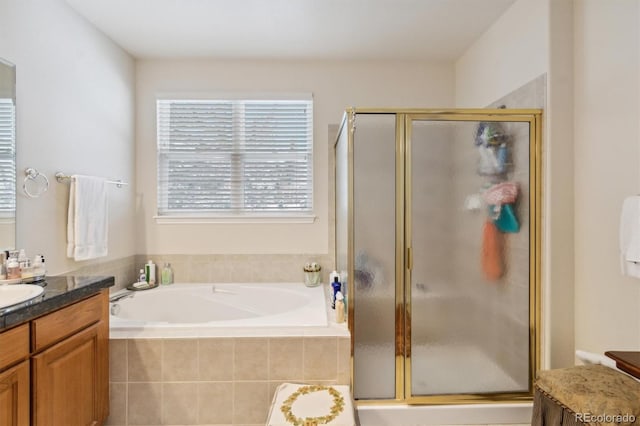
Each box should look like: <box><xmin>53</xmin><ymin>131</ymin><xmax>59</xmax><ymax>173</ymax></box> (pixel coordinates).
<box><xmin>339</xmin><ymin>108</ymin><xmax>542</xmax><ymax>406</ymax></box>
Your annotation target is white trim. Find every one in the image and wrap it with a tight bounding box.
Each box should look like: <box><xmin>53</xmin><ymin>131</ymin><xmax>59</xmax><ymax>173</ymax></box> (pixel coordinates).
<box><xmin>153</xmin><ymin>214</ymin><xmax>317</xmax><ymax>224</ymax></box>
<box><xmin>156</xmin><ymin>91</ymin><xmax>313</xmax><ymax>101</ymax></box>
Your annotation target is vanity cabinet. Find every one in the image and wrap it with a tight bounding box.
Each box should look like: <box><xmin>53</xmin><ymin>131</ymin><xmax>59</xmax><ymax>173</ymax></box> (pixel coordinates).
<box><xmin>0</xmin><ymin>324</ymin><xmax>30</xmax><ymax>426</ymax></box>
<box><xmin>0</xmin><ymin>289</ymin><xmax>109</xmax><ymax>426</ymax></box>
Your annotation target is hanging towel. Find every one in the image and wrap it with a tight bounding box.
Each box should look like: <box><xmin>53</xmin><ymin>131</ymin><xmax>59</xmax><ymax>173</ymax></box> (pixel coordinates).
<box><xmin>481</xmin><ymin>219</ymin><xmax>503</xmax><ymax>281</ymax></box>
<box><xmin>494</xmin><ymin>204</ymin><xmax>520</xmax><ymax>233</ymax></box>
<box><xmin>67</xmin><ymin>175</ymin><xmax>108</xmax><ymax>261</ymax></box>
<box><xmin>620</xmin><ymin>196</ymin><xmax>640</xmax><ymax>277</ymax></box>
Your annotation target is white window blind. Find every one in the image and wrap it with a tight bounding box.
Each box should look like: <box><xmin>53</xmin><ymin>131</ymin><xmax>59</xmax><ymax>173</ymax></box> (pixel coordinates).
<box><xmin>0</xmin><ymin>98</ymin><xmax>15</xmax><ymax>217</ymax></box>
<box><xmin>157</xmin><ymin>97</ymin><xmax>313</xmax><ymax>218</ymax></box>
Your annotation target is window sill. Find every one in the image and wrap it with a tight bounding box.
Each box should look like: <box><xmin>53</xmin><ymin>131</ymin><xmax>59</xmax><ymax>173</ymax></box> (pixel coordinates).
<box><xmin>153</xmin><ymin>214</ymin><xmax>317</xmax><ymax>224</ymax></box>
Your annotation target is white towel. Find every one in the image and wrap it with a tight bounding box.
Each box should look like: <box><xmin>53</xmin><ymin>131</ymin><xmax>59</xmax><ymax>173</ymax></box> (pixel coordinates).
<box><xmin>66</xmin><ymin>175</ymin><xmax>108</xmax><ymax>261</ymax></box>
<box><xmin>619</xmin><ymin>196</ymin><xmax>640</xmax><ymax>277</ymax></box>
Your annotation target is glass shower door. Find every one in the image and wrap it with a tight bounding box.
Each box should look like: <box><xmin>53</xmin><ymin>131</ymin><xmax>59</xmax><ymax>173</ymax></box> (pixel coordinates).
<box><xmin>407</xmin><ymin>117</ymin><xmax>533</xmax><ymax>397</ymax></box>
<box><xmin>351</xmin><ymin>114</ymin><xmax>398</xmax><ymax>400</ymax></box>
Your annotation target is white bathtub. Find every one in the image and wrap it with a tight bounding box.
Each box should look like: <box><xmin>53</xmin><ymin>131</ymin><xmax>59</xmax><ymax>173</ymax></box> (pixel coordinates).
<box><xmin>109</xmin><ymin>283</ymin><xmax>347</xmax><ymax>339</ymax></box>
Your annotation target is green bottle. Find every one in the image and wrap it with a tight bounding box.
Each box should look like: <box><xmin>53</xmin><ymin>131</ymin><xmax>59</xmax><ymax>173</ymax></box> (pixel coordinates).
<box><xmin>161</xmin><ymin>263</ymin><xmax>173</xmax><ymax>285</ymax></box>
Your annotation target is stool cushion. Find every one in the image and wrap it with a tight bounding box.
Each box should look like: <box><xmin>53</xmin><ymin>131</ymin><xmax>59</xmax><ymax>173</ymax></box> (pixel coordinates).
<box><xmin>267</xmin><ymin>383</ymin><xmax>357</xmax><ymax>426</ymax></box>
<box><xmin>535</xmin><ymin>365</ymin><xmax>640</xmax><ymax>425</ymax></box>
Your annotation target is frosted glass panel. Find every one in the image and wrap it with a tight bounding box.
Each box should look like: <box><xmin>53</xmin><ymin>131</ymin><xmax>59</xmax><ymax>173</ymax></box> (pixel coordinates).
<box><xmin>335</xmin><ymin>122</ymin><xmax>348</xmax><ymax>289</ymax></box>
<box><xmin>353</xmin><ymin>114</ymin><xmax>397</xmax><ymax>400</ymax></box>
<box><xmin>409</xmin><ymin>119</ymin><xmax>531</xmax><ymax>396</ymax></box>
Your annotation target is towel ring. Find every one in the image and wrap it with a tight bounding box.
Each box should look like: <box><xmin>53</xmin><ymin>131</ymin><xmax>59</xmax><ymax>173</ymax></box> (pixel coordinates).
<box><xmin>23</xmin><ymin>168</ymin><xmax>50</xmax><ymax>198</ymax></box>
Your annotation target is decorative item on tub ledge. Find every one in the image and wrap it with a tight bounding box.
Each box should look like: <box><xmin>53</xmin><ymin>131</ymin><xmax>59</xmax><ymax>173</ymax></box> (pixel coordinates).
<box><xmin>303</xmin><ymin>262</ymin><xmax>321</xmax><ymax>287</ymax></box>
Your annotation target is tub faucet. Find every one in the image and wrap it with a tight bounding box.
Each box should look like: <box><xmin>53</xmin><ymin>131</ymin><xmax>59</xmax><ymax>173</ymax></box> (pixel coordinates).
<box><xmin>109</xmin><ymin>291</ymin><xmax>134</xmax><ymax>303</ymax></box>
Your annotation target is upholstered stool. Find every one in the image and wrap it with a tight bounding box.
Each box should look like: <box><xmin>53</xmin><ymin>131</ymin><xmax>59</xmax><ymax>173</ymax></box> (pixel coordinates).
<box><xmin>267</xmin><ymin>383</ymin><xmax>358</xmax><ymax>426</ymax></box>
<box><xmin>532</xmin><ymin>365</ymin><xmax>640</xmax><ymax>426</ymax></box>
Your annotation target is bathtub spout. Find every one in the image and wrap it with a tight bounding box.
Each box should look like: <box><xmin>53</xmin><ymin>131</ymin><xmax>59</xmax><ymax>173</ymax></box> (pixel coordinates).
<box><xmin>110</xmin><ymin>291</ymin><xmax>134</xmax><ymax>303</ymax></box>
<box><xmin>211</xmin><ymin>285</ymin><xmax>235</xmax><ymax>294</ymax></box>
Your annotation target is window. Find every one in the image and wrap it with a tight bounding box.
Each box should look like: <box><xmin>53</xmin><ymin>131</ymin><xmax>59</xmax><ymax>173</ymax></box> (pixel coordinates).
<box><xmin>0</xmin><ymin>98</ymin><xmax>15</xmax><ymax>219</ymax></box>
<box><xmin>156</xmin><ymin>96</ymin><xmax>313</xmax><ymax>221</ymax></box>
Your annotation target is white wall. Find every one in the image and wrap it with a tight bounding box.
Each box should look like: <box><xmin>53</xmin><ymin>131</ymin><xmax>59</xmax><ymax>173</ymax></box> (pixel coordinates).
<box><xmin>136</xmin><ymin>59</ymin><xmax>453</xmax><ymax>255</ymax></box>
<box><xmin>454</xmin><ymin>0</ymin><xmax>581</xmax><ymax>370</ymax></box>
<box><xmin>574</xmin><ymin>0</ymin><xmax>640</xmax><ymax>353</ymax></box>
<box><xmin>0</xmin><ymin>0</ymin><xmax>136</xmax><ymax>274</ymax></box>
<box><xmin>545</xmin><ymin>0</ymin><xmax>575</xmax><ymax>370</ymax></box>
<box><xmin>454</xmin><ymin>0</ymin><xmax>549</xmax><ymax>108</ymax></box>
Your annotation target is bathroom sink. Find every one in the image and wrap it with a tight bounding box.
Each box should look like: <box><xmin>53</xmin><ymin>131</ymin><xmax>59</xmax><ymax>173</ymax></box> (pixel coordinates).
<box><xmin>0</xmin><ymin>284</ymin><xmax>44</xmax><ymax>310</ymax></box>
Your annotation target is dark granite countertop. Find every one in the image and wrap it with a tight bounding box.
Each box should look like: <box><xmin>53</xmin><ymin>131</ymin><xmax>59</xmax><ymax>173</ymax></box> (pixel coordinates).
<box><xmin>0</xmin><ymin>275</ymin><xmax>114</xmax><ymax>331</ymax></box>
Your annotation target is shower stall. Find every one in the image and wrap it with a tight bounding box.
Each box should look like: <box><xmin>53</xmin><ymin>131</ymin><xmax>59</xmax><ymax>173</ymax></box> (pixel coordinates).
<box><xmin>334</xmin><ymin>108</ymin><xmax>542</xmax><ymax>404</ymax></box>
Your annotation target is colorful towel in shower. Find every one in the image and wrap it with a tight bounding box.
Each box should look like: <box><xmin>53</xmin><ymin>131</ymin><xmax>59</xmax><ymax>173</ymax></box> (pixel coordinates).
<box><xmin>481</xmin><ymin>219</ymin><xmax>503</xmax><ymax>281</ymax></box>
<box><xmin>494</xmin><ymin>204</ymin><xmax>520</xmax><ymax>233</ymax></box>
<box><xmin>483</xmin><ymin>181</ymin><xmax>518</xmax><ymax>206</ymax></box>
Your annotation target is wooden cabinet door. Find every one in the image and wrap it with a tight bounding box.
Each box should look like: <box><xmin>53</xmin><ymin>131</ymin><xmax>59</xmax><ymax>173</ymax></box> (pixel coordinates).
<box><xmin>32</xmin><ymin>320</ymin><xmax>108</xmax><ymax>426</ymax></box>
<box><xmin>0</xmin><ymin>360</ymin><xmax>29</xmax><ymax>426</ymax></box>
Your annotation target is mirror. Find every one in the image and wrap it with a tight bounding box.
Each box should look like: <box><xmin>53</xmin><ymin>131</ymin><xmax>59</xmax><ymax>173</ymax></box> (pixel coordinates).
<box><xmin>0</xmin><ymin>58</ymin><xmax>16</xmax><ymax>250</ymax></box>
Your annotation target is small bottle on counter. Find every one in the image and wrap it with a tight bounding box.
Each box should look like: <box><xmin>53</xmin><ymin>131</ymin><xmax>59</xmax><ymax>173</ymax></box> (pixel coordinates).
<box><xmin>161</xmin><ymin>263</ymin><xmax>173</xmax><ymax>285</ymax></box>
<box><xmin>32</xmin><ymin>255</ymin><xmax>46</xmax><ymax>277</ymax></box>
<box><xmin>331</xmin><ymin>276</ymin><xmax>341</xmax><ymax>309</ymax></box>
<box><xmin>6</xmin><ymin>254</ymin><xmax>20</xmax><ymax>280</ymax></box>
<box><xmin>138</xmin><ymin>268</ymin><xmax>146</xmax><ymax>283</ymax></box>
<box><xmin>335</xmin><ymin>291</ymin><xmax>345</xmax><ymax>323</ymax></box>
<box><xmin>20</xmin><ymin>259</ymin><xmax>34</xmax><ymax>280</ymax></box>
<box><xmin>145</xmin><ymin>260</ymin><xmax>156</xmax><ymax>285</ymax></box>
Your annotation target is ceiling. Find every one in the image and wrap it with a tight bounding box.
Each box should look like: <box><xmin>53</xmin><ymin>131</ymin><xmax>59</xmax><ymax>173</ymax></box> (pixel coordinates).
<box><xmin>65</xmin><ymin>0</ymin><xmax>516</xmax><ymax>60</ymax></box>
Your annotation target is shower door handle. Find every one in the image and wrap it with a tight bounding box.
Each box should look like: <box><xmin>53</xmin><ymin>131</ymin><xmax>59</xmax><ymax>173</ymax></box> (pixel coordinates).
<box><xmin>407</xmin><ymin>247</ymin><xmax>413</xmax><ymax>270</ymax></box>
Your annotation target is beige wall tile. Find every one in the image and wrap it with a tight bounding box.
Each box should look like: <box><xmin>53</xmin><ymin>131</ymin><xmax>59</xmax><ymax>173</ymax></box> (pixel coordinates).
<box><xmin>337</xmin><ymin>337</ymin><xmax>351</xmax><ymax>385</ymax></box>
<box><xmin>199</xmin><ymin>338</ymin><xmax>234</xmax><ymax>381</ymax></box>
<box><xmin>268</xmin><ymin>381</ymin><xmax>285</xmax><ymax>405</ymax></box>
<box><xmin>197</xmin><ymin>382</ymin><xmax>234</xmax><ymax>424</ymax></box>
<box><xmin>303</xmin><ymin>337</ymin><xmax>337</xmax><ymax>381</ymax></box>
<box><xmin>127</xmin><ymin>382</ymin><xmax>162</xmax><ymax>425</ymax></box>
<box><xmin>233</xmin><ymin>382</ymin><xmax>269</xmax><ymax>425</ymax></box>
<box><xmin>268</xmin><ymin>337</ymin><xmax>303</xmax><ymax>381</ymax></box>
<box><xmin>110</xmin><ymin>339</ymin><xmax>127</xmax><ymax>382</ymax></box>
<box><xmin>234</xmin><ymin>338</ymin><xmax>268</xmax><ymax>381</ymax></box>
<box><xmin>163</xmin><ymin>339</ymin><xmax>199</xmax><ymax>381</ymax></box>
<box><xmin>105</xmin><ymin>383</ymin><xmax>126</xmax><ymax>425</ymax></box>
<box><xmin>128</xmin><ymin>339</ymin><xmax>162</xmax><ymax>382</ymax></box>
<box><xmin>189</xmin><ymin>260</ymin><xmax>212</xmax><ymax>282</ymax></box>
<box><xmin>162</xmin><ymin>383</ymin><xmax>198</xmax><ymax>425</ymax></box>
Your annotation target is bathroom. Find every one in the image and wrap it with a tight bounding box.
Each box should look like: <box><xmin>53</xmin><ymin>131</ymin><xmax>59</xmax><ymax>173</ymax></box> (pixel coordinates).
<box><xmin>1</xmin><ymin>0</ymin><xmax>640</xmax><ymax>425</ymax></box>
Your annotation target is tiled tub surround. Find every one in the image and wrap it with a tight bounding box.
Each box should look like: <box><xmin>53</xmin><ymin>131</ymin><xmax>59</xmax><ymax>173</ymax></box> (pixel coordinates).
<box><xmin>107</xmin><ymin>281</ymin><xmax>349</xmax><ymax>425</ymax></box>
<box><xmin>106</xmin><ymin>336</ymin><xmax>350</xmax><ymax>426</ymax></box>
<box><xmin>134</xmin><ymin>254</ymin><xmax>334</xmax><ymax>286</ymax></box>
<box><xmin>65</xmin><ymin>254</ymin><xmax>335</xmax><ymax>293</ymax></box>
